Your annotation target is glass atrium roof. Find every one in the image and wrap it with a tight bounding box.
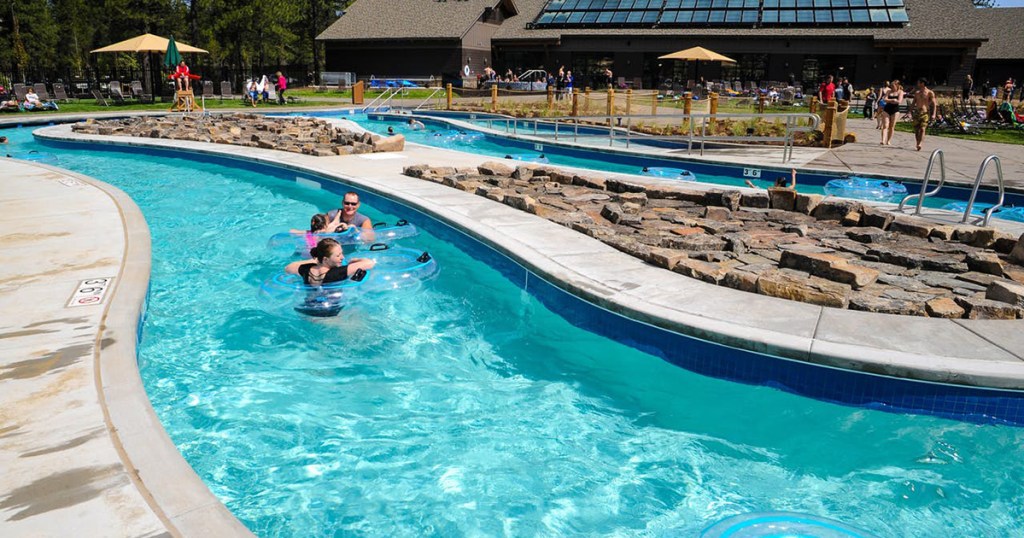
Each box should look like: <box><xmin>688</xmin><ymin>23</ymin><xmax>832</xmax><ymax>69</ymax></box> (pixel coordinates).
<box><xmin>532</xmin><ymin>0</ymin><xmax>910</xmax><ymax>27</ymax></box>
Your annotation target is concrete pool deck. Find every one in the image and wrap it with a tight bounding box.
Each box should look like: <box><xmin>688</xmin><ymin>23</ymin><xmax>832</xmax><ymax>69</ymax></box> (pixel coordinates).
<box><xmin>3</xmin><ymin>117</ymin><xmax>1024</xmax><ymax>535</ymax></box>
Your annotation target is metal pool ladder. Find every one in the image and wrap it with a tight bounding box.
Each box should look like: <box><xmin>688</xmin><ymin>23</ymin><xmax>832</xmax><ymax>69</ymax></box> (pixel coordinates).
<box><xmin>898</xmin><ymin>149</ymin><xmax>946</xmax><ymax>215</ymax></box>
<box><xmin>960</xmin><ymin>155</ymin><xmax>1005</xmax><ymax>227</ymax></box>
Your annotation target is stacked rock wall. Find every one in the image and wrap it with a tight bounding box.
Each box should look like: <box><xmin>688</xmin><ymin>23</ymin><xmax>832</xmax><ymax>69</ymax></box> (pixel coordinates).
<box><xmin>405</xmin><ymin>161</ymin><xmax>1024</xmax><ymax>319</ymax></box>
<box><xmin>71</xmin><ymin>113</ymin><xmax>404</xmax><ymax>156</ymax></box>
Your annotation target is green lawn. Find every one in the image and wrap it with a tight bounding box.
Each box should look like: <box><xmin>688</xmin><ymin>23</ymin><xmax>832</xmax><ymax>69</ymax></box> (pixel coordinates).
<box><xmin>894</xmin><ymin>123</ymin><xmax>1024</xmax><ymax>146</ymax></box>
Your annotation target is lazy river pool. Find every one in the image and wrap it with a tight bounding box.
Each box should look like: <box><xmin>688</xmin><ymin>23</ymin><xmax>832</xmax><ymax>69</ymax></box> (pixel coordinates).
<box><xmin>5</xmin><ymin>124</ymin><xmax>1024</xmax><ymax>536</ymax></box>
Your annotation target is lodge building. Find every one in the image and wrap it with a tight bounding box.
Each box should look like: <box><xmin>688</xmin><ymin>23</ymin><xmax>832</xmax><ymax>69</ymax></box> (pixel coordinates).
<box><xmin>318</xmin><ymin>0</ymin><xmax>1024</xmax><ymax>90</ymax></box>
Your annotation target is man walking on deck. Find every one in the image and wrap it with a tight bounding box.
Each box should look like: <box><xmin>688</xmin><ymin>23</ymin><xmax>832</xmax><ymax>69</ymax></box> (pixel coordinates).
<box><xmin>911</xmin><ymin>78</ymin><xmax>938</xmax><ymax>152</ymax></box>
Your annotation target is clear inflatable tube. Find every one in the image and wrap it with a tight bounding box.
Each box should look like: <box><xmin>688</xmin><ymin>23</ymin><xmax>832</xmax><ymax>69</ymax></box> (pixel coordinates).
<box><xmin>824</xmin><ymin>176</ymin><xmax>907</xmax><ymax>202</ymax></box>
<box><xmin>258</xmin><ymin>245</ymin><xmax>439</xmax><ymax>317</ymax></box>
<box><xmin>640</xmin><ymin>167</ymin><xmax>697</xmax><ymax>181</ymax></box>
<box><xmin>943</xmin><ymin>202</ymin><xmax>1024</xmax><ymax>222</ymax></box>
<box><xmin>267</xmin><ymin>220</ymin><xmax>420</xmax><ymax>255</ymax></box>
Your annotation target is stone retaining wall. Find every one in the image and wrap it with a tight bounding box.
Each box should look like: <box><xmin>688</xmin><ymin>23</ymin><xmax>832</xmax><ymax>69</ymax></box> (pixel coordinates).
<box><xmin>404</xmin><ymin>161</ymin><xmax>1024</xmax><ymax>319</ymax></box>
<box><xmin>71</xmin><ymin>113</ymin><xmax>404</xmax><ymax>156</ymax></box>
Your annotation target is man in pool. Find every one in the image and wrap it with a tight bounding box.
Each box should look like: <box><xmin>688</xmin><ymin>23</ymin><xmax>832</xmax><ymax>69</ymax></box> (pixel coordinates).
<box><xmin>745</xmin><ymin>169</ymin><xmax>796</xmax><ymax>190</ymax></box>
<box><xmin>328</xmin><ymin>192</ymin><xmax>376</xmax><ymax>241</ymax></box>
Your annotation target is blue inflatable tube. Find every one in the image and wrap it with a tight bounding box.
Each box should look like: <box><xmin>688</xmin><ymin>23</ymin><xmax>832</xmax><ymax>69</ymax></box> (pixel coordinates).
<box><xmin>701</xmin><ymin>512</ymin><xmax>878</xmax><ymax>538</ymax></box>
<box><xmin>640</xmin><ymin>167</ymin><xmax>697</xmax><ymax>181</ymax></box>
<box><xmin>504</xmin><ymin>153</ymin><xmax>550</xmax><ymax>164</ymax></box>
<box><xmin>823</xmin><ymin>176</ymin><xmax>907</xmax><ymax>202</ymax></box>
<box><xmin>258</xmin><ymin>245</ymin><xmax>439</xmax><ymax>317</ymax></box>
<box><xmin>942</xmin><ymin>202</ymin><xmax>1024</xmax><ymax>222</ymax></box>
<box><xmin>8</xmin><ymin>150</ymin><xmax>59</xmax><ymax>164</ymax></box>
<box><xmin>267</xmin><ymin>220</ymin><xmax>419</xmax><ymax>255</ymax></box>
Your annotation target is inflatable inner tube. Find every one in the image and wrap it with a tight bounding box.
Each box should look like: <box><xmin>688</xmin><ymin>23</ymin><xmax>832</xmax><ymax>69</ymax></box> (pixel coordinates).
<box><xmin>640</xmin><ymin>166</ymin><xmax>697</xmax><ymax>181</ymax></box>
<box><xmin>431</xmin><ymin>129</ymin><xmax>484</xmax><ymax>144</ymax></box>
<box><xmin>258</xmin><ymin>245</ymin><xmax>439</xmax><ymax>317</ymax></box>
<box><xmin>823</xmin><ymin>176</ymin><xmax>907</xmax><ymax>202</ymax></box>
<box><xmin>267</xmin><ymin>220</ymin><xmax>419</xmax><ymax>255</ymax></box>
<box><xmin>701</xmin><ymin>512</ymin><xmax>878</xmax><ymax>538</ymax></box>
<box><xmin>941</xmin><ymin>202</ymin><xmax>1024</xmax><ymax>222</ymax></box>
<box><xmin>504</xmin><ymin>153</ymin><xmax>550</xmax><ymax>164</ymax></box>
<box><xmin>9</xmin><ymin>150</ymin><xmax>59</xmax><ymax>164</ymax></box>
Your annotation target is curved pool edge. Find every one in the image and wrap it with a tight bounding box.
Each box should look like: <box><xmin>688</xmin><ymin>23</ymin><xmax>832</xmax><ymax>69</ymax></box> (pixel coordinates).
<box><xmin>85</xmin><ymin>172</ymin><xmax>256</xmax><ymax>537</ymax></box>
<box><xmin>30</xmin><ymin>126</ymin><xmax>1024</xmax><ymax>401</ymax></box>
<box><xmin>0</xmin><ymin>158</ymin><xmax>254</xmax><ymax>536</ymax></box>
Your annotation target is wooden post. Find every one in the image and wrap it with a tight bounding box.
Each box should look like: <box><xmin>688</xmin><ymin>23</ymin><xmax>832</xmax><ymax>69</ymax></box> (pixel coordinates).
<box><xmin>584</xmin><ymin>87</ymin><xmax>591</xmax><ymax>114</ymax></box>
<box><xmin>491</xmin><ymin>84</ymin><xmax>498</xmax><ymax>113</ymax></box>
<box><xmin>651</xmin><ymin>91</ymin><xmax>658</xmax><ymax>116</ymax></box>
<box><xmin>571</xmin><ymin>88</ymin><xmax>580</xmax><ymax>117</ymax></box>
<box><xmin>821</xmin><ymin>100</ymin><xmax>837</xmax><ymax>149</ymax></box>
<box><xmin>351</xmin><ymin>81</ymin><xmax>364</xmax><ymax>105</ymax></box>
<box><xmin>809</xmin><ymin>96</ymin><xmax>818</xmax><ymax>115</ymax></box>
<box><xmin>446</xmin><ymin>83</ymin><xmax>453</xmax><ymax>110</ymax></box>
<box><xmin>625</xmin><ymin>88</ymin><xmax>632</xmax><ymax>117</ymax></box>
<box><xmin>547</xmin><ymin>85</ymin><xmax>554</xmax><ymax>112</ymax></box>
<box><xmin>709</xmin><ymin>92</ymin><xmax>718</xmax><ymax>117</ymax></box>
<box><xmin>683</xmin><ymin>92</ymin><xmax>692</xmax><ymax>116</ymax></box>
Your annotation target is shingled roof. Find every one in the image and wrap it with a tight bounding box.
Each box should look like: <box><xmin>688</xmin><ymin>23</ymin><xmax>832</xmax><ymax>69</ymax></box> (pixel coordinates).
<box><xmin>491</xmin><ymin>0</ymin><xmax>988</xmax><ymax>43</ymax></box>
<box><xmin>975</xmin><ymin>7</ymin><xmax>1024</xmax><ymax>60</ymax></box>
<box><xmin>318</xmin><ymin>0</ymin><xmax>513</xmax><ymax>41</ymax></box>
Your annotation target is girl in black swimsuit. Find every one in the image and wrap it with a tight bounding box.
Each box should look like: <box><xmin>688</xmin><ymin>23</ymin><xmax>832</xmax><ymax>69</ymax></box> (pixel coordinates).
<box><xmin>285</xmin><ymin>238</ymin><xmax>376</xmax><ymax>286</ymax></box>
<box><xmin>879</xmin><ymin>80</ymin><xmax>904</xmax><ymax>146</ymax></box>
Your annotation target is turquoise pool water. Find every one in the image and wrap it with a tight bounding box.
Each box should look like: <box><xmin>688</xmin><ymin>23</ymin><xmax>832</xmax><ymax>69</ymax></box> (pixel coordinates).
<box><xmin>7</xmin><ymin>126</ymin><xmax>1024</xmax><ymax>536</ymax></box>
<box><xmin>318</xmin><ymin>112</ymin><xmax>1023</xmax><ymax>217</ymax></box>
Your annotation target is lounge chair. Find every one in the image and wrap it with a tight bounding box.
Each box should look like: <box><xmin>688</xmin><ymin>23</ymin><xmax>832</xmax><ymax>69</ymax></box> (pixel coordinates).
<box><xmin>52</xmin><ymin>83</ymin><xmax>72</xmax><ymax>102</ymax></box>
<box><xmin>129</xmin><ymin>81</ymin><xmax>152</xmax><ymax>103</ymax></box>
<box><xmin>201</xmin><ymin>80</ymin><xmax>215</xmax><ymax>100</ymax></box>
<box><xmin>91</xmin><ymin>89</ymin><xmax>109</xmax><ymax>106</ymax></box>
<box><xmin>219</xmin><ymin>81</ymin><xmax>235</xmax><ymax>100</ymax></box>
<box><xmin>13</xmin><ymin>83</ymin><xmax>28</xmax><ymax>102</ymax></box>
<box><xmin>107</xmin><ymin>82</ymin><xmax>128</xmax><ymax>105</ymax></box>
<box><xmin>33</xmin><ymin>83</ymin><xmax>52</xmax><ymax>101</ymax></box>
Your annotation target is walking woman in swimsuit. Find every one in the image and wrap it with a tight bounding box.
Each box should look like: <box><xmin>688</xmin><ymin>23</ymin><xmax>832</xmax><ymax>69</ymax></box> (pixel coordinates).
<box><xmin>880</xmin><ymin>80</ymin><xmax>904</xmax><ymax>146</ymax></box>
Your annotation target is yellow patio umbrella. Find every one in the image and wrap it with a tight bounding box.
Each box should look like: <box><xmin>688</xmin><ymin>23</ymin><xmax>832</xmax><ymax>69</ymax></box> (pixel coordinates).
<box><xmin>90</xmin><ymin>33</ymin><xmax>208</xmax><ymax>54</ymax></box>
<box><xmin>658</xmin><ymin>46</ymin><xmax>736</xmax><ymax>64</ymax></box>
<box><xmin>91</xmin><ymin>33</ymin><xmax>208</xmax><ymax>96</ymax></box>
<box><xmin>659</xmin><ymin>47</ymin><xmax>736</xmax><ymax>86</ymax></box>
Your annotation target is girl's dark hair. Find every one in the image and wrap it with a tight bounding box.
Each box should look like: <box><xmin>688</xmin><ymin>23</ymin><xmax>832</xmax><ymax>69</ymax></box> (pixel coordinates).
<box><xmin>310</xmin><ymin>213</ymin><xmax>328</xmax><ymax>233</ymax></box>
<box><xmin>310</xmin><ymin>238</ymin><xmax>341</xmax><ymax>261</ymax></box>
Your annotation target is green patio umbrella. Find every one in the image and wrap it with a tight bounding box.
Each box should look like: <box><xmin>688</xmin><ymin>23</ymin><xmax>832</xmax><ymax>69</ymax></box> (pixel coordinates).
<box><xmin>163</xmin><ymin>35</ymin><xmax>182</xmax><ymax>70</ymax></box>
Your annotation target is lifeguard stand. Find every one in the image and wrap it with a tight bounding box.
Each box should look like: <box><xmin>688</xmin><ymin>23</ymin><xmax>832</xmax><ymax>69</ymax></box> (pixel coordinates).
<box><xmin>170</xmin><ymin>88</ymin><xmax>195</xmax><ymax>112</ymax></box>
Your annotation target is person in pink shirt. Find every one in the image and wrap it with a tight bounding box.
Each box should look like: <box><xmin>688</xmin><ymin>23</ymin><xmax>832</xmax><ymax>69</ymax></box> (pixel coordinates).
<box><xmin>276</xmin><ymin>71</ymin><xmax>287</xmax><ymax>104</ymax></box>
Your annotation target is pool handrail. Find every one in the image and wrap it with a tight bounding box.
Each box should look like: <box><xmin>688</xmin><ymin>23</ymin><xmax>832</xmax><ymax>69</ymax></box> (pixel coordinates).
<box><xmin>479</xmin><ymin>112</ymin><xmax>821</xmax><ymax>163</ymax></box>
<box><xmin>961</xmin><ymin>155</ymin><xmax>1005</xmax><ymax>227</ymax></box>
<box><xmin>360</xmin><ymin>86</ymin><xmax>401</xmax><ymax>113</ymax></box>
<box><xmin>898</xmin><ymin>148</ymin><xmax>947</xmax><ymax>215</ymax></box>
<box><xmin>411</xmin><ymin>87</ymin><xmax>446</xmax><ymax>111</ymax></box>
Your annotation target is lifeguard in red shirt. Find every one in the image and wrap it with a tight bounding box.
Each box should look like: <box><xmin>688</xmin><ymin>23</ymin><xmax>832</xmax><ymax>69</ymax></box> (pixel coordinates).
<box><xmin>174</xmin><ymin>60</ymin><xmax>192</xmax><ymax>91</ymax></box>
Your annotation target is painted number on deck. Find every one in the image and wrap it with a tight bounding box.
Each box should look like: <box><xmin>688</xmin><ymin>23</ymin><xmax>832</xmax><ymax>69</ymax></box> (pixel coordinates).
<box><xmin>534</xmin><ymin>143</ymin><xmax>544</xmax><ymax>152</ymax></box>
<box><xmin>67</xmin><ymin>277</ymin><xmax>114</xmax><ymax>308</ymax></box>
<box><xmin>743</xmin><ymin>168</ymin><xmax>762</xmax><ymax>179</ymax></box>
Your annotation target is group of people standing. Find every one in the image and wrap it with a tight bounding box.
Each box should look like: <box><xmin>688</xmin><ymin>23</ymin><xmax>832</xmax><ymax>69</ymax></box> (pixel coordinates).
<box><xmin>547</xmin><ymin>66</ymin><xmax>574</xmax><ymax>100</ymax></box>
<box><xmin>961</xmin><ymin>75</ymin><xmax>1022</xmax><ymax>103</ymax></box>
<box><xmin>245</xmin><ymin>72</ymin><xmax>289</xmax><ymax>106</ymax></box>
